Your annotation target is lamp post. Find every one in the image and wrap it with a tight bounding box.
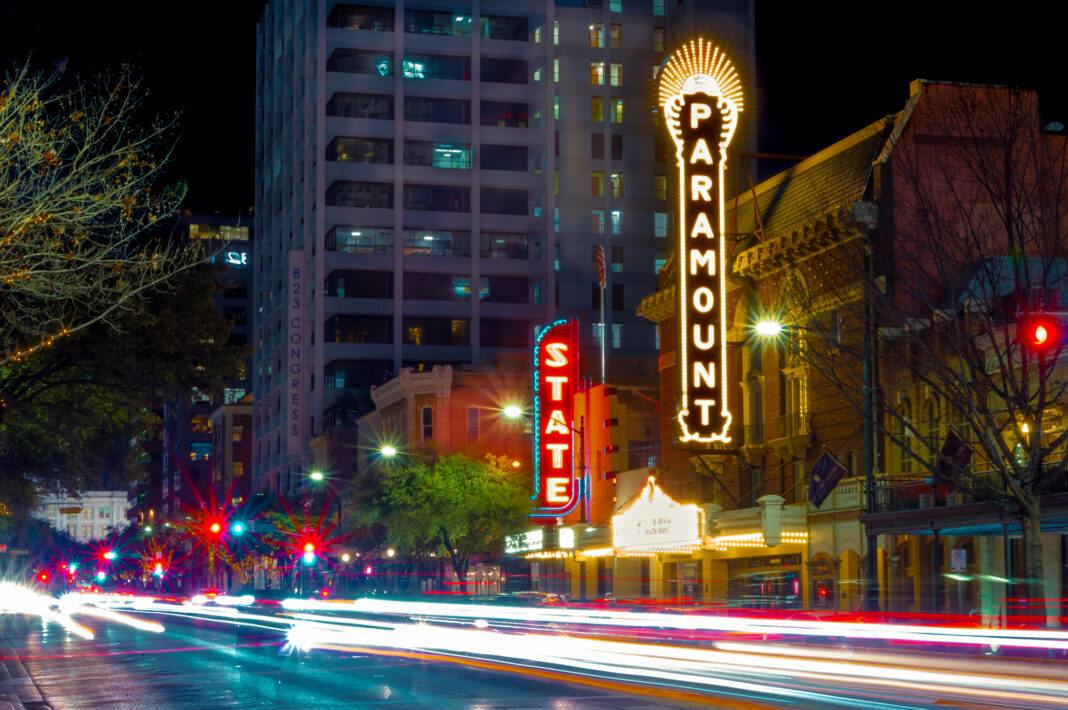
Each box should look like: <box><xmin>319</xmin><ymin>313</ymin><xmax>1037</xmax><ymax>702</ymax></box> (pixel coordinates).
<box><xmin>755</xmin><ymin>317</ymin><xmax>880</xmax><ymax>611</ymax></box>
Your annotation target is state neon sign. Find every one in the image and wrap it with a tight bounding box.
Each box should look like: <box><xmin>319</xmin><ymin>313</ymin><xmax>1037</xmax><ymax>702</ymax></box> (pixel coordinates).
<box><xmin>531</xmin><ymin>318</ymin><xmax>580</xmax><ymax>517</ymax></box>
<box><xmin>659</xmin><ymin>38</ymin><xmax>743</xmax><ymax>444</ymax></box>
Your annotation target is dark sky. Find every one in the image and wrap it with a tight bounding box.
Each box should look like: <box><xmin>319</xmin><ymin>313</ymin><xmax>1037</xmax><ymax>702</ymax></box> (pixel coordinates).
<box><xmin>2</xmin><ymin>1</ymin><xmax>1063</xmax><ymax>208</ymax></box>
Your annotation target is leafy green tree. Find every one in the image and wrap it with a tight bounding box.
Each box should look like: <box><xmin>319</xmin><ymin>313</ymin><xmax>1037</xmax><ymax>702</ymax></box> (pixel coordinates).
<box><xmin>368</xmin><ymin>453</ymin><xmax>530</xmax><ymax>584</ymax></box>
<box><xmin>0</xmin><ymin>263</ymin><xmax>247</xmax><ymax>516</ymax></box>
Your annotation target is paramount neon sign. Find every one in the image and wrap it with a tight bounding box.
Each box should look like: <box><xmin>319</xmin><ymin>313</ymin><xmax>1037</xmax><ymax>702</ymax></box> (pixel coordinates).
<box><xmin>659</xmin><ymin>39</ymin><xmax>743</xmax><ymax>444</ymax></box>
<box><xmin>531</xmin><ymin>318</ymin><xmax>581</xmax><ymax>517</ymax></box>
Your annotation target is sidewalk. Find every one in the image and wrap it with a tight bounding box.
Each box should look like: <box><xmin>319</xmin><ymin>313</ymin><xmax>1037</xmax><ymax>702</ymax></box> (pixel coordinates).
<box><xmin>0</xmin><ymin>621</ymin><xmax>49</xmax><ymax>710</ymax></box>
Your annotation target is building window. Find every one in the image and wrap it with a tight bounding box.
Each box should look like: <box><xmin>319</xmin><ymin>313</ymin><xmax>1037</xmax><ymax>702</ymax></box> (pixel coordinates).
<box><xmin>654</xmin><ymin>248</ymin><xmax>667</xmax><ymax>273</ymax></box>
<box><xmin>480</xmin><ymin>14</ymin><xmax>528</xmax><ymax>41</ymax></box>
<box><xmin>325</xmin><ymin>315</ymin><xmax>394</xmax><ymax>344</ymax></box>
<box><xmin>404</xmin><ymin>96</ymin><xmax>471</xmax><ymax>124</ymax></box>
<box><xmin>467</xmin><ymin>407</ymin><xmax>479</xmax><ymax>442</ymax></box>
<box><xmin>480</xmin><ymin>100</ymin><xmax>528</xmax><ymax>127</ymax></box>
<box><xmin>403</xmin><ymin>184</ymin><xmax>471</xmax><ymax>212</ymax></box>
<box><xmin>590</xmin><ymin>61</ymin><xmax>605</xmax><ymax>86</ymax></box>
<box><xmin>404</xmin><ymin>317</ymin><xmax>471</xmax><ymax>346</ymax></box>
<box><xmin>422</xmin><ymin>407</ymin><xmax>433</xmax><ymax>441</ymax></box>
<box><xmin>327</xmin><ymin>48</ymin><xmax>395</xmax><ymax>76</ymax></box>
<box><xmin>481</xmin><ymin>57</ymin><xmax>528</xmax><ymax>84</ymax></box>
<box><xmin>611</xmin><ymin>134</ymin><xmax>622</xmax><ymax>159</ymax></box>
<box><xmin>611</xmin><ymin>245</ymin><xmax>623</xmax><ymax>272</ymax></box>
<box><xmin>554</xmin><ymin>207</ymin><xmax>560</xmax><ymax>233</ymax></box>
<box><xmin>612</xmin><ymin>283</ymin><xmax>624</xmax><ymax>311</ymax></box>
<box><xmin>326</xmin><ymin>269</ymin><xmax>395</xmax><ymax>297</ymax></box>
<box><xmin>589</xmin><ymin>22</ymin><xmax>604</xmax><ymax>48</ymax></box>
<box><xmin>403</xmin><ymin>141</ymin><xmax>471</xmax><ymax>169</ymax></box>
<box><xmin>327</xmin><ymin>92</ymin><xmax>394</xmax><ymax>120</ymax></box>
<box><xmin>609</xmin><ymin>173</ymin><xmax>622</xmax><ymax>198</ymax></box>
<box><xmin>654</xmin><ymin>212</ymin><xmax>668</xmax><ymax>237</ymax></box>
<box><xmin>610</xmin><ymin>210</ymin><xmax>621</xmax><ymax>235</ymax></box>
<box><xmin>190</xmin><ymin>415</ymin><xmax>212</xmax><ymax>434</ymax></box>
<box><xmin>326</xmin><ymin>136</ymin><xmax>394</xmax><ymax>164</ymax></box>
<box><xmin>553</xmin><ymin>95</ymin><xmax>559</xmax><ymax>119</ymax></box>
<box><xmin>553</xmin><ymin>19</ymin><xmax>559</xmax><ymax>45</ymax></box>
<box><xmin>326</xmin><ymin>226</ymin><xmax>394</xmax><ymax>254</ymax></box>
<box><xmin>653</xmin><ymin>0</ymin><xmax>664</xmax><ymax>15</ymax></box>
<box><xmin>591</xmin><ymin>171</ymin><xmax>605</xmax><ymax>197</ymax></box>
<box><xmin>402</xmin><ymin>230</ymin><xmax>471</xmax><ymax>256</ymax></box>
<box><xmin>609</xmin><ymin>62</ymin><xmax>622</xmax><ymax>86</ymax></box>
<box><xmin>481</xmin><ymin>187</ymin><xmax>528</xmax><ymax>215</ymax></box>
<box><xmin>405</xmin><ymin>9</ymin><xmax>473</xmax><ymax>37</ymax></box>
<box><xmin>590</xmin><ymin>97</ymin><xmax>604</xmax><ymax>122</ymax></box>
<box><xmin>653</xmin><ymin>26</ymin><xmax>667</xmax><ymax>52</ymax></box>
<box><xmin>327</xmin><ymin>4</ymin><xmax>395</xmax><ymax>31</ymax></box>
<box><xmin>610</xmin><ymin>98</ymin><xmax>623</xmax><ymax>124</ymax></box>
<box><xmin>611</xmin><ymin>323</ymin><xmax>623</xmax><ymax>348</ymax></box>
<box><xmin>481</xmin><ymin>144</ymin><xmax>527</xmax><ymax>172</ymax></box>
<box><xmin>610</xmin><ymin>0</ymin><xmax>622</xmax><ymax>10</ymax></box>
<box><xmin>325</xmin><ymin>180</ymin><xmax>394</xmax><ymax>209</ymax></box>
<box><xmin>591</xmin><ymin>133</ymin><xmax>604</xmax><ymax>159</ymax></box>
<box><xmin>190</xmin><ymin>443</ymin><xmax>212</xmax><ymax>461</ymax></box>
<box><xmin>233</xmin><ymin>425</ymin><xmax>244</xmax><ymax>442</ymax></box>
<box><xmin>553</xmin><ymin>58</ymin><xmax>559</xmax><ymax>82</ymax></box>
<box><xmin>654</xmin><ymin>175</ymin><xmax>667</xmax><ymax>200</ymax></box>
<box><xmin>591</xmin><ymin>209</ymin><xmax>605</xmax><ymax>234</ymax></box>
<box><xmin>234</xmin><ymin>462</ymin><xmax>244</xmax><ymax>478</ymax></box>
<box><xmin>610</xmin><ymin>24</ymin><xmax>622</xmax><ymax>49</ymax></box>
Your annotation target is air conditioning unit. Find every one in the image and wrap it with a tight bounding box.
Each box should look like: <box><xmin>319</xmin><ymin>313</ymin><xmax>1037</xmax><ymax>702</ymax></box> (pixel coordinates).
<box><xmin>918</xmin><ymin>494</ymin><xmax>934</xmax><ymax>509</ymax></box>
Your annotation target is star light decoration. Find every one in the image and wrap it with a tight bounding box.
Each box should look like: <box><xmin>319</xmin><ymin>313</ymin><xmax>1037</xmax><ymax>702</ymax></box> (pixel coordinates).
<box><xmin>658</xmin><ymin>37</ymin><xmax>743</xmax><ymax>160</ymax></box>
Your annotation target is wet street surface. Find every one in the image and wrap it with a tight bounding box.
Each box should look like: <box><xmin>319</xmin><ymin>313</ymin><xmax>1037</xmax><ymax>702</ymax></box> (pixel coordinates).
<box><xmin>1</xmin><ymin>616</ymin><xmax>708</xmax><ymax>709</ymax></box>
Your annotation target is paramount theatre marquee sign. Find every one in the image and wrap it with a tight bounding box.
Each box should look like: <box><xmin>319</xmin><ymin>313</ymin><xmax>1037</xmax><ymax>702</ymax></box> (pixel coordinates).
<box><xmin>659</xmin><ymin>39</ymin><xmax>742</xmax><ymax>444</ymax></box>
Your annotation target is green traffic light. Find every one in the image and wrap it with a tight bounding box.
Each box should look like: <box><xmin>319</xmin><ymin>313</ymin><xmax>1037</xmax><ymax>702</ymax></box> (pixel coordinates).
<box><xmin>231</xmin><ymin>522</ymin><xmax>245</xmax><ymax>535</ymax></box>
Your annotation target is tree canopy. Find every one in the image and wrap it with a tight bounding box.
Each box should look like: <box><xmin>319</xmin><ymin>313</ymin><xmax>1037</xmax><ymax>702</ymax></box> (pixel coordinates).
<box><xmin>353</xmin><ymin>453</ymin><xmax>531</xmax><ymax>583</ymax></box>
<box><xmin>0</xmin><ymin>62</ymin><xmax>201</xmax><ymax>368</ymax></box>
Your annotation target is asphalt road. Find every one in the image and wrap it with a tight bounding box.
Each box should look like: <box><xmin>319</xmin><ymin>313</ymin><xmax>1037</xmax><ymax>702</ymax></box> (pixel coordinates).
<box><xmin>1</xmin><ymin>616</ymin><xmax>713</xmax><ymax>710</ymax></box>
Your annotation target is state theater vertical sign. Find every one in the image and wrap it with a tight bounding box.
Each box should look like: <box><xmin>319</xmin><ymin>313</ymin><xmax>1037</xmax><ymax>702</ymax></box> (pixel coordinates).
<box><xmin>531</xmin><ymin>318</ymin><xmax>581</xmax><ymax>519</ymax></box>
<box><xmin>659</xmin><ymin>39</ymin><xmax>742</xmax><ymax>444</ymax></box>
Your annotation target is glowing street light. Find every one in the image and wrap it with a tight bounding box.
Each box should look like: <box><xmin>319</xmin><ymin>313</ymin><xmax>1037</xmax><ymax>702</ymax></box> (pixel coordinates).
<box><xmin>96</xmin><ymin>571</ymin><xmax>106</xmax><ymax>581</ymax></box>
<box><xmin>309</xmin><ymin>471</ymin><xmax>324</xmax><ymax>482</ymax></box>
<box><xmin>386</xmin><ymin>548</ymin><xmax>396</xmax><ymax>558</ymax></box>
<box><xmin>209</xmin><ymin>522</ymin><xmax>222</xmax><ymax>534</ymax></box>
<box><xmin>379</xmin><ymin>445</ymin><xmax>397</xmax><ymax>458</ymax></box>
<box><xmin>754</xmin><ymin>320</ymin><xmax>784</xmax><ymax>337</ymax></box>
<box><xmin>103</xmin><ymin>550</ymin><xmax>116</xmax><ymax>561</ymax></box>
<box><xmin>341</xmin><ymin>553</ymin><xmax>351</xmax><ymax>562</ymax></box>
<box><xmin>502</xmin><ymin>404</ymin><xmax>523</xmax><ymax>419</ymax></box>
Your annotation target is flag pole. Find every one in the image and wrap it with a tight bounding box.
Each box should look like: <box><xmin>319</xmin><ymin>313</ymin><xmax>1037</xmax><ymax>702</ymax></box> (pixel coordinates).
<box><xmin>599</xmin><ymin>239</ymin><xmax>606</xmax><ymax>384</ymax></box>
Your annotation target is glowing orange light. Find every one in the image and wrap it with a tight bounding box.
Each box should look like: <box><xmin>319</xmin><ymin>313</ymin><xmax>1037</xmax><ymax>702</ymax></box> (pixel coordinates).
<box><xmin>1034</xmin><ymin>324</ymin><xmax>1049</xmax><ymax>344</ymax></box>
<box><xmin>210</xmin><ymin>523</ymin><xmax>221</xmax><ymax>533</ymax></box>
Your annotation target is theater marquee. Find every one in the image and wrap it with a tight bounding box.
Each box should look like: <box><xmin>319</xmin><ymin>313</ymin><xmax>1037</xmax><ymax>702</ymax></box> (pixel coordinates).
<box><xmin>531</xmin><ymin>318</ymin><xmax>581</xmax><ymax>518</ymax></box>
<box><xmin>659</xmin><ymin>39</ymin><xmax>743</xmax><ymax>444</ymax></box>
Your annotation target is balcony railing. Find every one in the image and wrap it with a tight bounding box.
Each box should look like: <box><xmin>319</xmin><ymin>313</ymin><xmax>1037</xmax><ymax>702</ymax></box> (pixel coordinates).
<box><xmin>872</xmin><ymin>454</ymin><xmax>1068</xmax><ymax>513</ymax></box>
<box><xmin>772</xmin><ymin>413</ymin><xmax>810</xmax><ymax>439</ymax></box>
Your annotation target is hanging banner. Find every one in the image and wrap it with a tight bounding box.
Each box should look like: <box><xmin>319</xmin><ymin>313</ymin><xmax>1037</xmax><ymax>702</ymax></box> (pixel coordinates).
<box><xmin>659</xmin><ymin>38</ymin><xmax>743</xmax><ymax>444</ymax></box>
<box><xmin>531</xmin><ymin>319</ymin><xmax>580</xmax><ymax>517</ymax></box>
<box><xmin>287</xmin><ymin>251</ymin><xmax>305</xmax><ymax>455</ymax></box>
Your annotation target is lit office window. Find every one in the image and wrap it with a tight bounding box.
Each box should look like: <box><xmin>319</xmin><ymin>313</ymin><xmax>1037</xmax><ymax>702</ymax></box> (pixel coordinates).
<box><xmin>609</xmin><ymin>62</ymin><xmax>622</xmax><ymax>86</ymax></box>
<box><xmin>589</xmin><ymin>61</ymin><xmax>605</xmax><ymax>86</ymax></box>
<box><xmin>610</xmin><ymin>24</ymin><xmax>622</xmax><ymax>49</ymax></box>
<box><xmin>589</xmin><ymin>22</ymin><xmax>604</xmax><ymax>48</ymax></box>
<box><xmin>610</xmin><ymin>98</ymin><xmax>623</xmax><ymax>123</ymax></box>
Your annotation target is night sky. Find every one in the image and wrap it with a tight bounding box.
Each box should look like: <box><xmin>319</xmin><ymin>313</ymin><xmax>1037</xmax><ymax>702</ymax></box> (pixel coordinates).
<box><xmin>2</xmin><ymin>1</ymin><xmax>1062</xmax><ymax>208</ymax></box>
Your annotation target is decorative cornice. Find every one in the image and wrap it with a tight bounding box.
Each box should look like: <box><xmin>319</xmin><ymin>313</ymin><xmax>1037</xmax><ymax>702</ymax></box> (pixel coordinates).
<box><xmin>637</xmin><ymin>284</ymin><xmax>675</xmax><ymax>323</ymax></box>
<box><xmin>731</xmin><ymin>203</ymin><xmax>877</xmax><ymax>279</ymax></box>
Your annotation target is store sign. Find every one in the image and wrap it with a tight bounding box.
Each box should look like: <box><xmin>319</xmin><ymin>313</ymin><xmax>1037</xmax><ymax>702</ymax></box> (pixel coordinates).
<box><xmin>531</xmin><ymin>319</ymin><xmax>581</xmax><ymax>517</ymax></box>
<box><xmin>505</xmin><ymin>528</ymin><xmax>576</xmax><ymax>554</ymax></box>
<box><xmin>224</xmin><ymin>250</ymin><xmax>249</xmax><ymax>267</ymax></box>
<box><xmin>613</xmin><ymin>477</ymin><xmax>702</xmax><ymax>550</ymax></box>
<box><xmin>287</xmin><ymin>251</ymin><xmax>305</xmax><ymax>455</ymax></box>
<box><xmin>659</xmin><ymin>38</ymin><xmax>743</xmax><ymax>444</ymax></box>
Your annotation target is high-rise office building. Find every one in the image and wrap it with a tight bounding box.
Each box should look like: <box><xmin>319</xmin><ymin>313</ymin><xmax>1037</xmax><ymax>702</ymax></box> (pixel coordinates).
<box><xmin>253</xmin><ymin>0</ymin><xmax>754</xmax><ymax>493</ymax></box>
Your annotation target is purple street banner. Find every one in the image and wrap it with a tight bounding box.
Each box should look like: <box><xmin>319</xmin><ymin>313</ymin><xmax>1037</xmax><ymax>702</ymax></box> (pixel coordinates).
<box><xmin>809</xmin><ymin>451</ymin><xmax>847</xmax><ymax>509</ymax></box>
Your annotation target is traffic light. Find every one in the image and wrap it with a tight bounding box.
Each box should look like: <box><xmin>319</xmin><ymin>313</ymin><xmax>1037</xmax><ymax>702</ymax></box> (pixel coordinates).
<box><xmin>153</xmin><ymin>562</ymin><xmax>165</xmax><ymax>578</ymax></box>
<box><xmin>1020</xmin><ymin>314</ymin><xmax>1064</xmax><ymax>353</ymax></box>
<box><xmin>209</xmin><ymin>522</ymin><xmax>222</xmax><ymax>534</ymax></box>
<box><xmin>96</xmin><ymin>570</ymin><xmax>107</xmax><ymax>582</ymax></box>
<box><xmin>38</xmin><ymin>571</ymin><xmax>49</xmax><ymax>582</ymax></box>
<box><xmin>103</xmin><ymin>550</ymin><xmax>116</xmax><ymax>561</ymax></box>
<box><xmin>302</xmin><ymin>541</ymin><xmax>316</xmax><ymax>565</ymax></box>
<box><xmin>230</xmin><ymin>522</ymin><xmax>245</xmax><ymax>536</ymax></box>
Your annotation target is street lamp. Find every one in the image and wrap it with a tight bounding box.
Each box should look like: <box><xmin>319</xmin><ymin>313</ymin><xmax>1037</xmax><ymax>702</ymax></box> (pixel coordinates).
<box><xmin>755</xmin><ymin>316</ymin><xmax>879</xmax><ymax>611</ymax></box>
<box><xmin>503</xmin><ymin>404</ymin><xmax>523</xmax><ymax>419</ymax></box>
<box><xmin>309</xmin><ymin>471</ymin><xmax>324</xmax><ymax>482</ymax></box>
<box><xmin>379</xmin><ymin>445</ymin><xmax>397</xmax><ymax>458</ymax></box>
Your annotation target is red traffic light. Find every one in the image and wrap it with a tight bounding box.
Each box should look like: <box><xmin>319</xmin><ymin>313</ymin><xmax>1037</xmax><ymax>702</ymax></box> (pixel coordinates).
<box><xmin>1020</xmin><ymin>315</ymin><xmax>1063</xmax><ymax>351</ymax></box>
<box><xmin>38</xmin><ymin>572</ymin><xmax>49</xmax><ymax>582</ymax></box>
